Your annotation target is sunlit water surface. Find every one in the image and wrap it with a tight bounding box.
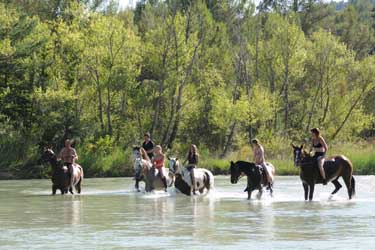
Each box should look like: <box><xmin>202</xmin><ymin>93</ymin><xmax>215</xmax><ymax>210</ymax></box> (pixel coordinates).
<box><xmin>1</xmin><ymin>176</ymin><xmax>375</xmax><ymax>249</ymax></box>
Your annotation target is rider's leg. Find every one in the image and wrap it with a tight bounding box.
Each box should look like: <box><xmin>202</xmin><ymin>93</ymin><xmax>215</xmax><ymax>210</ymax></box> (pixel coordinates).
<box><xmin>318</xmin><ymin>157</ymin><xmax>327</xmax><ymax>185</ymax></box>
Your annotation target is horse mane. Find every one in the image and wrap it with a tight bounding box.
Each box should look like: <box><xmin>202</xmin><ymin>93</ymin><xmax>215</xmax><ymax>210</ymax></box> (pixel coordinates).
<box><xmin>235</xmin><ymin>161</ymin><xmax>257</xmax><ymax>168</ymax></box>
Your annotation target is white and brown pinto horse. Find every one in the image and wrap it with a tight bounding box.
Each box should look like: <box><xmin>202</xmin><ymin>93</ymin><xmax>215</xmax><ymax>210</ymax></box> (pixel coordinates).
<box><xmin>168</xmin><ymin>157</ymin><xmax>214</xmax><ymax>196</ymax></box>
<box><xmin>41</xmin><ymin>148</ymin><xmax>84</xmax><ymax>195</ymax></box>
<box><xmin>133</xmin><ymin>156</ymin><xmax>173</xmax><ymax>192</ymax></box>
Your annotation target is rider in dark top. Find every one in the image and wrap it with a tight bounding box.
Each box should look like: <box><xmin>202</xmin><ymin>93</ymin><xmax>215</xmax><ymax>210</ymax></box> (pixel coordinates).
<box><xmin>311</xmin><ymin>128</ymin><xmax>328</xmax><ymax>185</ymax></box>
<box><xmin>142</xmin><ymin>132</ymin><xmax>155</xmax><ymax>160</ymax></box>
<box><xmin>184</xmin><ymin>144</ymin><xmax>199</xmax><ymax>195</ymax></box>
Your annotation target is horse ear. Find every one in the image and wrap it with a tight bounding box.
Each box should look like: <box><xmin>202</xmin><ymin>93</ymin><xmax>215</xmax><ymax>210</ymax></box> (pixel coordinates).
<box><xmin>300</xmin><ymin>144</ymin><xmax>304</xmax><ymax>149</ymax></box>
<box><xmin>290</xmin><ymin>143</ymin><xmax>296</xmax><ymax>148</ymax></box>
<box><xmin>230</xmin><ymin>161</ymin><xmax>234</xmax><ymax>165</ymax></box>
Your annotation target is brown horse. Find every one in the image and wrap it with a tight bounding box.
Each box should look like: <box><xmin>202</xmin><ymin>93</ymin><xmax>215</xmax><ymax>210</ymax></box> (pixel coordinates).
<box><xmin>41</xmin><ymin>148</ymin><xmax>84</xmax><ymax>195</ymax></box>
<box><xmin>291</xmin><ymin>144</ymin><xmax>355</xmax><ymax>201</ymax></box>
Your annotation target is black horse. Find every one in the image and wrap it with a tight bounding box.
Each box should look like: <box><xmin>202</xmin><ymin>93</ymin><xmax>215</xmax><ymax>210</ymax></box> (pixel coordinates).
<box><xmin>230</xmin><ymin>161</ymin><xmax>273</xmax><ymax>200</ymax></box>
<box><xmin>41</xmin><ymin>148</ymin><xmax>71</xmax><ymax>195</ymax></box>
<box><xmin>292</xmin><ymin>144</ymin><xmax>355</xmax><ymax>201</ymax></box>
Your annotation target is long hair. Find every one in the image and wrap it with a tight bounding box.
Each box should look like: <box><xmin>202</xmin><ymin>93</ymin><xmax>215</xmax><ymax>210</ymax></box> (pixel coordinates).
<box><xmin>188</xmin><ymin>144</ymin><xmax>199</xmax><ymax>158</ymax></box>
<box><xmin>140</xmin><ymin>147</ymin><xmax>150</xmax><ymax>161</ymax></box>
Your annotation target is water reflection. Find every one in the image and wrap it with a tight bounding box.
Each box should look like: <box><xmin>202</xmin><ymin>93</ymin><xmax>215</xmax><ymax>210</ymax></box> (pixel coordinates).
<box><xmin>63</xmin><ymin>196</ymin><xmax>82</xmax><ymax>225</ymax></box>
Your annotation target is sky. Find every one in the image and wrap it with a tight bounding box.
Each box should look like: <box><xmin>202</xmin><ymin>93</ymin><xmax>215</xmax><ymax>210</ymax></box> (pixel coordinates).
<box><xmin>118</xmin><ymin>0</ymin><xmax>137</xmax><ymax>8</ymax></box>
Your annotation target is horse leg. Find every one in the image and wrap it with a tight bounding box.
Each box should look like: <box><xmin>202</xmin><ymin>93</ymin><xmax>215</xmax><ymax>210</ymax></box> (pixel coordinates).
<box><xmin>76</xmin><ymin>178</ymin><xmax>82</xmax><ymax>194</ymax></box>
<box><xmin>69</xmin><ymin>187</ymin><xmax>74</xmax><ymax>195</ymax></box>
<box><xmin>135</xmin><ymin>179</ymin><xmax>140</xmax><ymax>192</ymax></box>
<box><xmin>52</xmin><ymin>185</ymin><xmax>57</xmax><ymax>195</ymax></box>
<box><xmin>257</xmin><ymin>187</ymin><xmax>263</xmax><ymax>200</ymax></box>
<box><xmin>303</xmin><ymin>183</ymin><xmax>308</xmax><ymax>201</ymax></box>
<box><xmin>269</xmin><ymin>182</ymin><xmax>274</xmax><ymax>197</ymax></box>
<box><xmin>247</xmin><ymin>190</ymin><xmax>252</xmax><ymax>200</ymax></box>
<box><xmin>331</xmin><ymin>178</ymin><xmax>342</xmax><ymax>196</ymax></box>
<box><xmin>343</xmin><ymin>176</ymin><xmax>353</xmax><ymax>200</ymax></box>
<box><xmin>308</xmin><ymin>183</ymin><xmax>315</xmax><ymax>201</ymax></box>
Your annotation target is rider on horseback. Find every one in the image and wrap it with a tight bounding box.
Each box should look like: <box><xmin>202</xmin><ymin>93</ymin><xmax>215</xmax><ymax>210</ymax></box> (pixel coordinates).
<box><xmin>251</xmin><ymin>139</ymin><xmax>271</xmax><ymax>188</ymax></box>
<box><xmin>142</xmin><ymin>132</ymin><xmax>155</xmax><ymax>160</ymax></box>
<box><xmin>310</xmin><ymin>128</ymin><xmax>328</xmax><ymax>185</ymax></box>
<box><xmin>153</xmin><ymin>145</ymin><xmax>167</xmax><ymax>192</ymax></box>
<box><xmin>183</xmin><ymin>144</ymin><xmax>199</xmax><ymax>195</ymax></box>
<box><xmin>58</xmin><ymin>139</ymin><xmax>78</xmax><ymax>189</ymax></box>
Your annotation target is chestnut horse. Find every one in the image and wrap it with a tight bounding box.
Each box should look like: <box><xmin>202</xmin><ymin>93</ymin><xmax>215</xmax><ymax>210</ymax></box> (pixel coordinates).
<box><xmin>41</xmin><ymin>148</ymin><xmax>84</xmax><ymax>195</ymax></box>
<box><xmin>291</xmin><ymin>144</ymin><xmax>355</xmax><ymax>201</ymax></box>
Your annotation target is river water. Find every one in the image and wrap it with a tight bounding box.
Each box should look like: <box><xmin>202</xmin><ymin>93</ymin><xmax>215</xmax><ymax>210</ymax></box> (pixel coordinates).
<box><xmin>0</xmin><ymin>176</ymin><xmax>374</xmax><ymax>250</ymax></box>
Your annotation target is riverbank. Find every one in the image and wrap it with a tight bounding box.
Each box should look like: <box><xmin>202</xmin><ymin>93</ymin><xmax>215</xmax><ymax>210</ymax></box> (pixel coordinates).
<box><xmin>0</xmin><ymin>141</ymin><xmax>373</xmax><ymax>180</ymax></box>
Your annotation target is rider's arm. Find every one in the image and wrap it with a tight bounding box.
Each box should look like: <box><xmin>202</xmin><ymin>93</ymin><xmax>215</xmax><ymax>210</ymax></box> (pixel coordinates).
<box><xmin>57</xmin><ymin>149</ymin><xmax>64</xmax><ymax>161</ymax></box>
<box><xmin>73</xmin><ymin>148</ymin><xmax>78</xmax><ymax>161</ymax></box>
<box><xmin>195</xmin><ymin>154</ymin><xmax>199</xmax><ymax>165</ymax></box>
<box><xmin>320</xmin><ymin>137</ymin><xmax>328</xmax><ymax>153</ymax></box>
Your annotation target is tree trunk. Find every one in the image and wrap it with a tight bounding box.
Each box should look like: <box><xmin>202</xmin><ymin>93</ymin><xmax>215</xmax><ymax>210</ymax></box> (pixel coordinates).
<box><xmin>331</xmin><ymin>86</ymin><xmax>370</xmax><ymax>140</ymax></box>
<box><xmin>106</xmin><ymin>82</ymin><xmax>112</xmax><ymax>135</ymax></box>
<box><xmin>284</xmin><ymin>61</ymin><xmax>289</xmax><ymax>130</ymax></box>
<box><xmin>306</xmin><ymin>79</ymin><xmax>322</xmax><ymax>132</ymax></box>
<box><xmin>221</xmin><ymin>122</ymin><xmax>237</xmax><ymax>158</ymax></box>
<box><xmin>94</xmin><ymin>71</ymin><xmax>105</xmax><ymax>132</ymax></box>
<box><xmin>167</xmin><ymin>35</ymin><xmax>203</xmax><ymax>148</ymax></box>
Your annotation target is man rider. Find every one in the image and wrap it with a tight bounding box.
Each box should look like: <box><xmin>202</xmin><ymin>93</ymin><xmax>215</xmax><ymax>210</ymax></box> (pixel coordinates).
<box><xmin>58</xmin><ymin>139</ymin><xmax>78</xmax><ymax>189</ymax></box>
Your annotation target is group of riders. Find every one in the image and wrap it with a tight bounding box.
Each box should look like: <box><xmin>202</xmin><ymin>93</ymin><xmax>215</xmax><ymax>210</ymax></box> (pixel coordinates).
<box><xmin>138</xmin><ymin>132</ymin><xmax>200</xmax><ymax>194</ymax></box>
<box><xmin>57</xmin><ymin>127</ymin><xmax>329</xmax><ymax>194</ymax></box>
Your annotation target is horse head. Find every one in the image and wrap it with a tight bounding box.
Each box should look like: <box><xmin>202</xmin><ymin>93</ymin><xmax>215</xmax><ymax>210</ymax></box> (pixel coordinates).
<box><xmin>291</xmin><ymin>143</ymin><xmax>307</xmax><ymax>167</ymax></box>
<box><xmin>230</xmin><ymin>161</ymin><xmax>241</xmax><ymax>184</ymax></box>
<box><xmin>41</xmin><ymin>148</ymin><xmax>56</xmax><ymax>164</ymax></box>
<box><xmin>167</xmin><ymin>157</ymin><xmax>180</xmax><ymax>176</ymax></box>
<box><xmin>133</xmin><ymin>157</ymin><xmax>144</xmax><ymax>180</ymax></box>
<box><xmin>132</xmin><ymin>146</ymin><xmax>141</xmax><ymax>160</ymax></box>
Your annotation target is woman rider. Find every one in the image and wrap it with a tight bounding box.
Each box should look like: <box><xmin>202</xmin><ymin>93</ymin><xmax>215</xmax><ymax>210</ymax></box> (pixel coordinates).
<box><xmin>311</xmin><ymin>128</ymin><xmax>328</xmax><ymax>185</ymax></box>
<box><xmin>139</xmin><ymin>147</ymin><xmax>152</xmax><ymax>168</ymax></box>
<box><xmin>152</xmin><ymin>145</ymin><xmax>167</xmax><ymax>192</ymax></box>
<box><xmin>251</xmin><ymin>139</ymin><xmax>271</xmax><ymax>187</ymax></box>
<box><xmin>184</xmin><ymin>144</ymin><xmax>199</xmax><ymax>195</ymax></box>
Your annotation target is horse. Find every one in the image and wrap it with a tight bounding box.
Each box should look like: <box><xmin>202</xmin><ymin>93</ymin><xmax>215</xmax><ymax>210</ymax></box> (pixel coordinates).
<box><xmin>229</xmin><ymin>161</ymin><xmax>275</xmax><ymax>200</ymax></box>
<box><xmin>291</xmin><ymin>144</ymin><xmax>355</xmax><ymax>201</ymax></box>
<box><xmin>168</xmin><ymin>157</ymin><xmax>214</xmax><ymax>196</ymax></box>
<box><xmin>133</xmin><ymin>156</ymin><xmax>173</xmax><ymax>192</ymax></box>
<box><xmin>132</xmin><ymin>146</ymin><xmax>144</xmax><ymax>192</ymax></box>
<box><xmin>41</xmin><ymin>148</ymin><xmax>84</xmax><ymax>195</ymax></box>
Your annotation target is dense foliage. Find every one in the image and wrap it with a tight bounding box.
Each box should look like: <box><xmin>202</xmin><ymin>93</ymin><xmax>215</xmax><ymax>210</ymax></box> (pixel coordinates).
<box><xmin>1</xmin><ymin>0</ymin><xmax>375</xmax><ymax>178</ymax></box>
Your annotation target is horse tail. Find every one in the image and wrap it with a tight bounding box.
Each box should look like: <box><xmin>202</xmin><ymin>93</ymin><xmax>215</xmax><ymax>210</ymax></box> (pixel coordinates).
<box><xmin>351</xmin><ymin>176</ymin><xmax>356</xmax><ymax>197</ymax></box>
<box><xmin>204</xmin><ymin>170</ymin><xmax>214</xmax><ymax>191</ymax></box>
<box><xmin>338</xmin><ymin>155</ymin><xmax>355</xmax><ymax>198</ymax></box>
